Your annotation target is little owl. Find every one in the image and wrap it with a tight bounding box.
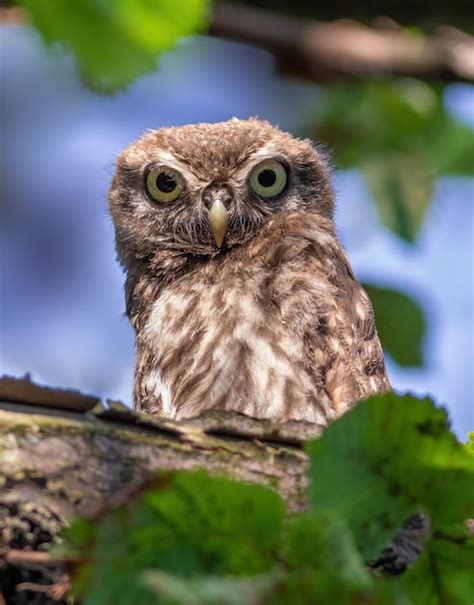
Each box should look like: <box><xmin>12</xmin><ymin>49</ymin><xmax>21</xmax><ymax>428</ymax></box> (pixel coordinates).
<box><xmin>109</xmin><ymin>118</ymin><xmax>390</xmax><ymax>424</ymax></box>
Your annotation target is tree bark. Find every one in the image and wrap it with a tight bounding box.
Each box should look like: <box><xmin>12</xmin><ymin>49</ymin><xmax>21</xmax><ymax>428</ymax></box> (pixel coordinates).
<box><xmin>0</xmin><ymin>379</ymin><xmax>319</xmax><ymax>543</ymax></box>
<box><xmin>0</xmin><ymin>402</ymin><xmax>313</xmax><ymax>519</ymax></box>
<box><xmin>0</xmin><ymin>376</ymin><xmax>321</xmax><ymax>602</ymax></box>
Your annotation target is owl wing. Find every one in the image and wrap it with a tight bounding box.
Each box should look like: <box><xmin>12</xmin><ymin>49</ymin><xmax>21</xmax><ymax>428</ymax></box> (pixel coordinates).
<box><xmin>316</xmin><ymin>243</ymin><xmax>391</xmax><ymax>416</ymax></box>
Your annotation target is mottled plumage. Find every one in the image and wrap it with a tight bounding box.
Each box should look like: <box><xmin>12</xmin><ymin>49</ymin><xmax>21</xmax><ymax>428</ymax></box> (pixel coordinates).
<box><xmin>109</xmin><ymin>118</ymin><xmax>390</xmax><ymax>423</ymax></box>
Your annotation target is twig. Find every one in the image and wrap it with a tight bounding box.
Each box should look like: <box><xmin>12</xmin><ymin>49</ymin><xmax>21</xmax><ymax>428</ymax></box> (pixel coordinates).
<box><xmin>16</xmin><ymin>578</ymin><xmax>71</xmax><ymax>600</ymax></box>
<box><xmin>2</xmin><ymin>548</ymin><xmax>74</xmax><ymax>568</ymax></box>
<box><xmin>2</xmin><ymin>550</ymin><xmax>72</xmax><ymax>601</ymax></box>
<box><xmin>16</xmin><ymin>582</ymin><xmax>52</xmax><ymax>594</ymax></box>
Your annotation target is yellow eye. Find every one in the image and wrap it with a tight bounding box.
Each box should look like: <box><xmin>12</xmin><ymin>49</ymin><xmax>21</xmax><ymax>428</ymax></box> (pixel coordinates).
<box><xmin>250</xmin><ymin>159</ymin><xmax>287</xmax><ymax>198</ymax></box>
<box><xmin>145</xmin><ymin>166</ymin><xmax>184</xmax><ymax>203</ymax></box>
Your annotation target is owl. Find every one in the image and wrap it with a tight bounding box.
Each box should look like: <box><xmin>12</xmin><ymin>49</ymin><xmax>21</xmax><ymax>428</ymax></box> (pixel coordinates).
<box><xmin>109</xmin><ymin>118</ymin><xmax>390</xmax><ymax>424</ymax></box>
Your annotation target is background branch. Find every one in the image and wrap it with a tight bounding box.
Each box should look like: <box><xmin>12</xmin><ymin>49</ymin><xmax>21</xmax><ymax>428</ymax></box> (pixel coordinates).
<box><xmin>211</xmin><ymin>3</ymin><xmax>474</xmax><ymax>82</ymax></box>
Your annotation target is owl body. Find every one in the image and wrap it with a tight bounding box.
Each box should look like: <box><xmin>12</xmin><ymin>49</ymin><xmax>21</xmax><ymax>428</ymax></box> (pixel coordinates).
<box><xmin>109</xmin><ymin>119</ymin><xmax>390</xmax><ymax>423</ymax></box>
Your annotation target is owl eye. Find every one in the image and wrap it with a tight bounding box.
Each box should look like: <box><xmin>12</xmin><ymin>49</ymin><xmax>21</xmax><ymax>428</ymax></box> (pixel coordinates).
<box><xmin>145</xmin><ymin>166</ymin><xmax>184</xmax><ymax>203</ymax></box>
<box><xmin>250</xmin><ymin>159</ymin><xmax>287</xmax><ymax>198</ymax></box>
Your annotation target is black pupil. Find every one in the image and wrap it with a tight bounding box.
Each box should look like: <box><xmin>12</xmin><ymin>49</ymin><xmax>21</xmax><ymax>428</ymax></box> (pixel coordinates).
<box><xmin>156</xmin><ymin>172</ymin><xmax>177</xmax><ymax>193</ymax></box>
<box><xmin>258</xmin><ymin>169</ymin><xmax>277</xmax><ymax>188</ymax></box>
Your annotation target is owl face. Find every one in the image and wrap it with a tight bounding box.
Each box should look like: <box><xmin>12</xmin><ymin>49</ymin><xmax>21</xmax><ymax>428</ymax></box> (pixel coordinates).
<box><xmin>109</xmin><ymin>118</ymin><xmax>334</xmax><ymax>265</ymax></box>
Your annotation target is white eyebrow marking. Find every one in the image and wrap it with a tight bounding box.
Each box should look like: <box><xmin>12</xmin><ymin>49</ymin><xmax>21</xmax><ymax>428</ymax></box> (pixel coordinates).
<box><xmin>153</xmin><ymin>150</ymin><xmax>186</xmax><ymax>169</ymax></box>
<box><xmin>149</xmin><ymin>151</ymin><xmax>203</xmax><ymax>190</ymax></box>
<box><xmin>251</xmin><ymin>142</ymin><xmax>283</xmax><ymax>159</ymax></box>
<box><xmin>233</xmin><ymin>142</ymin><xmax>287</xmax><ymax>186</ymax></box>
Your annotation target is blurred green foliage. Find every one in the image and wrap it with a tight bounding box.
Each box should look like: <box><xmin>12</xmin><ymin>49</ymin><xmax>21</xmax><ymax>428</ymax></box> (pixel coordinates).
<box><xmin>312</xmin><ymin>79</ymin><xmax>474</xmax><ymax>368</ymax></box>
<box><xmin>15</xmin><ymin>0</ymin><xmax>210</xmax><ymax>91</ymax></box>
<box><xmin>66</xmin><ymin>474</ymin><xmax>283</xmax><ymax>604</ymax></box>
<box><xmin>142</xmin><ymin>571</ymin><xmax>279</xmax><ymax>605</ymax></box>
<box><xmin>362</xmin><ymin>284</ymin><xmax>426</xmax><ymax>367</ymax></box>
<box><xmin>307</xmin><ymin>393</ymin><xmax>474</xmax><ymax>558</ymax></box>
<box><xmin>62</xmin><ymin>393</ymin><xmax>474</xmax><ymax>605</ymax></box>
<box><xmin>315</xmin><ymin>81</ymin><xmax>474</xmax><ymax>242</ymax></box>
<box><xmin>467</xmin><ymin>432</ymin><xmax>474</xmax><ymax>455</ymax></box>
<box><xmin>401</xmin><ymin>531</ymin><xmax>474</xmax><ymax>605</ymax></box>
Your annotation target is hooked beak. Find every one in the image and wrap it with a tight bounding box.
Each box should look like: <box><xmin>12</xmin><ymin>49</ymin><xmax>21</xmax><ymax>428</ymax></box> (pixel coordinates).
<box><xmin>208</xmin><ymin>199</ymin><xmax>229</xmax><ymax>248</ymax></box>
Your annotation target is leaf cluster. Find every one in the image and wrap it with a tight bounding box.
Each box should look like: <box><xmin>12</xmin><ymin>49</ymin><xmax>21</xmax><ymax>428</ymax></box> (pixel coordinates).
<box><xmin>62</xmin><ymin>393</ymin><xmax>474</xmax><ymax>604</ymax></box>
<box><xmin>15</xmin><ymin>0</ymin><xmax>210</xmax><ymax>92</ymax></box>
<box><xmin>314</xmin><ymin>81</ymin><xmax>474</xmax><ymax>243</ymax></box>
<box><xmin>312</xmin><ymin>81</ymin><xmax>474</xmax><ymax>369</ymax></box>
<box><xmin>362</xmin><ymin>283</ymin><xmax>426</xmax><ymax>367</ymax></box>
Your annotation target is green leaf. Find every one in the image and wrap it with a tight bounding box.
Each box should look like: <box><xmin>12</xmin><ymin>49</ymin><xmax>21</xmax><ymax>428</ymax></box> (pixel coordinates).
<box><xmin>283</xmin><ymin>512</ymin><xmax>371</xmax><ymax>588</ymax></box>
<box><xmin>362</xmin><ymin>153</ymin><xmax>432</xmax><ymax>243</ymax></box>
<box><xmin>141</xmin><ymin>471</ymin><xmax>284</xmax><ymax>575</ymax></box>
<box><xmin>274</xmin><ymin>511</ymin><xmax>405</xmax><ymax>605</ymax></box>
<box><xmin>15</xmin><ymin>0</ymin><xmax>210</xmax><ymax>92</ymax></box>
<box><xmin>313</xmin><ymin>81</ymin><xmax>474</xmax><ymax>242</ymax></box>
<box><xmin>270</xmin><ymin>572</ymin><xmax>405</xmax><ymax>605</ymax></box>
<box><xmin>315</xmin><ymin>81</ymin><xmax>474</xmax><ymax>177</ymax></box>
<box><xmin>64</xmin><ymin>471</ymin><xmax>284</xmax><ymax>605</ymax></box>
<box><xmin>362</xmin><ymin>283</ymin><xmax>426</xmax><ymax>367</ymax></box>
<box><xmin>142</xmin><ymin>570</ymin><xmax>278</xmax><ymax>605</ymax></box>
<box><xmin>426</xmin><ymin>118</ymin><xmax>474</xmax><ymax>176</ymax></box>
<box><xmin>275</xmin><ymin>512</ymin><xmax>405</xmax><ymax>605</ymax></box>
<box><xmin>400</xmin><ymin>530</ymin><xmax>474</xmax><ymax>605</ymax></box>
<box><xmin>143</xmin><ymin>565</ymin><xmax>406</xmax><ymax>605</ymax></box>
<box><xmin>466</xmin><ymin>432</ymin><xmax>474</xmax><ymax>456</ymax></box>
<box><xmin>306</xmin><ymin>393</ymin><xmax>474</xmax><ymax>560</ymax></box>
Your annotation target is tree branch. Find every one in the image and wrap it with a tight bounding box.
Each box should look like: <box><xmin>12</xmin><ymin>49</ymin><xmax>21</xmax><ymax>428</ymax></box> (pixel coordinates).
<box><xmin>211</xmin><ymin>2</ymin><xmax>474</xmax><ymax>82</ymax></box>
<box><xmin>0</xmin><ymin>375</ymin><xmax>318</xmax><ymax>603</ymax></box>
<box><xmin>0</xmin><ymin>375</ymin><xmax>315</xmax><ymax>526</ymax></box>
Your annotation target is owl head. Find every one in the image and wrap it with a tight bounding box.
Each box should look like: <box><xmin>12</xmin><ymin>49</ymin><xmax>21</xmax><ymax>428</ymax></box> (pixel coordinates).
<box><xmin>109</xmin><ymin>118</ymin><xmax>334</xmax><ymax>270</ymax></box>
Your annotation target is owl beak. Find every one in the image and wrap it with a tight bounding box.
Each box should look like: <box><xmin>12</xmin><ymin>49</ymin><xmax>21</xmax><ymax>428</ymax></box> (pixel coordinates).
<box><xmin>208</xmin><ymin>199</ymin><xmax>229</xmax><ymax>248</ymax></box>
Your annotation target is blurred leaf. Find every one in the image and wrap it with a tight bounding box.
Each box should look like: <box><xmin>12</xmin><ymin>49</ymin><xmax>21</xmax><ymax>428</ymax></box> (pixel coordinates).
<box><xmin>272</xmin><ymin>512</ymin><xmax>402</xmax><ymax>605</ymax></box>
<box><xmin>427</xmin><ymin>117</ymin><xmax>474</xmax><ymax>175</ymax></box>
<box><xmin>270</xmin><ymin>572</ymin><xmax>405</xmax><ymax>605</ymax></box>
<box><xmin>282</xmin><ymin>512</ymin><xmax>371</xmax><ymax>589</ymax></box>
<box><xmin>466</xmin><ymin>432</ymin><xmax>474</xmax><ymax>456</ymax></box>
<box><xmin>316</xmin><ymin>80</ymin><xmax>474</xmax><ymax>176</ymax></box>
<box><xmin>148</xmin><ymin>511</ymin><xmax>408</xmax><ymax>605</ymax></box>
<box><xmin>64</xmin><ymin>471</ymin><xmax>284</xmax><ymax>605</ymax></box>
<box><xmin>306</xmin><ymin>393</ymin><xmax>474</xmax><ymax>560</ymax></box>
<box><xmin>16</xmin><ymin>0</ymin><xmax>211</xmax><ymax>92</ymax></box>
<box><xmin>362</xmin><ymin>283</ymin><xmax>426</xmax><ymax>367</ymax></box>
<box><xmin>143</xmin><ymin>570</ymin><xmax>278</xmax><ymax>605</ymax></box>
<box><xmin>314</xmin><ymin>80</ymin><xmax>474</xmax><ymax>242</ymax></box>
<box><xmin>362</xmin><ymin>153</ymin><xmax>432</xmax><ymax>242</ymax></box>
<box><xmin>400</xmin><ymin>530</ymin><xmax>474</xmax><ymax>605</ymax></box>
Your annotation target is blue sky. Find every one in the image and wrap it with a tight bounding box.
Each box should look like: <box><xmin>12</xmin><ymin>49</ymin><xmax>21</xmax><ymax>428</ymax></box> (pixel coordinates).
<box><xmin>1</xmin><ymin>25</ymin><xmax>472</xmax><ymax>437</ymax></box>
